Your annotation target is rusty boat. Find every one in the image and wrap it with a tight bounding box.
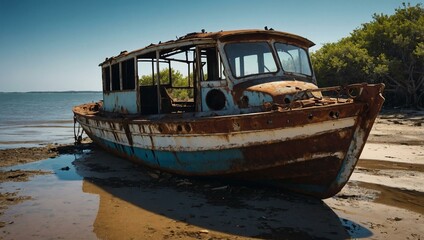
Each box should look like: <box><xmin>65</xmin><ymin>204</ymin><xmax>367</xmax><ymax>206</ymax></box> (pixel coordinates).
<box><xmin>73</xmin><ymin>29</ymin><xmax>385</xmax><ymax>198</ymax></box>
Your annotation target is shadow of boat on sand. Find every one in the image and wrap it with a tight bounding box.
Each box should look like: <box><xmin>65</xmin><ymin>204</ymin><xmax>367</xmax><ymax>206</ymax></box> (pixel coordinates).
<box><xmin>73</xmin><ymin>146</ymin><xmax>372</xmax><ymax>239</ymax></box>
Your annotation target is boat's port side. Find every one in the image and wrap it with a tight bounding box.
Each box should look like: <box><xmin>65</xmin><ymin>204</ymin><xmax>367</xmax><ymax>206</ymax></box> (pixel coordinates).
<box><xmin>78</xmin><ymin>113</ymin><xmax>356</xmax><ymax>198</ymax></box>
<box><xmin>75</xmin><ymin>100</ymin><xmax>366</xmax><ymax>197</ymax></box>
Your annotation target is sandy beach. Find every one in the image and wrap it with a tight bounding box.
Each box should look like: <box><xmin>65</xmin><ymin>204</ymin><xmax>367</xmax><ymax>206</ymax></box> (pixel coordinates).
<box><xmin>0</xmin><ymin>110</ymin><xmax>423</xmax><ymax>239</ymax></box>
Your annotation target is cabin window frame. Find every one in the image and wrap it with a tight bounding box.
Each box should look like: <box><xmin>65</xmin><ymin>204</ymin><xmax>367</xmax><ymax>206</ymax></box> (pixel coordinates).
<box><xmin>223</xmin><ymin>41</ymin><xmax>279</xmax><ymax>79</ymax></box>
<box><xmin>103</xmin><ymin>66</ymin><xmax>111</xmax><ymax>92</ymax></box>
<box><xmin>121</xmin><ymin>58</ymin><xmax>136</xmax><ymax>90</ymax></box>
<box><xmin>102</xmin><ymin>57</ymin><xmax>137</xmax><ymax>93</ymax></box>
<box><xmin>111</xmin><ymin>63</ymin><xmax>120</xmax><ymax>91</ymax></box>
<box><xmin>274</xmin><ymin>42</ymin><xmax>313</xmax><ymax>77</ymax></box>
<box><xmin>196</xmin><ymin>44</ymin><xmax>227</xmax><ymax>82</ymax></box>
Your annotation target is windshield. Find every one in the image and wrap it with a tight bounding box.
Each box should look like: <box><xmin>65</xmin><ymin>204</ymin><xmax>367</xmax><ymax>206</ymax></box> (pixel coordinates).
<box><xmin>224</xmin><ymin>42</ymin><xmax>278</xmax><ymax>78</ymax></box>
<box><xmin>275</xmin><ymin>43</ymin><xmax>312</xmax><ymax>76</ymax></box>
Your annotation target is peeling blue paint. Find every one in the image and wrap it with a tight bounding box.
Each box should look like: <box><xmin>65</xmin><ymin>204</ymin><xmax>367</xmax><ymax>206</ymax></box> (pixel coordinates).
<box><xmin>103</xmin><ymin>91</ymin><xmax>137</xmax><ymax>114</ymax></box>
<box><xmin>95</xmin><ymin>136</ymin><xmax>244</xmax><ymax>174</ymax></box>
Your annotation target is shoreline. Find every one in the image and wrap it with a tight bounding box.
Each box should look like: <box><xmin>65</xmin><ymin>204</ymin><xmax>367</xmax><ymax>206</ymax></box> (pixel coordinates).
<box><xmin>0</xmin><ymin>141</ymin><xmax>93</xmax><ymax>168</ymax></box>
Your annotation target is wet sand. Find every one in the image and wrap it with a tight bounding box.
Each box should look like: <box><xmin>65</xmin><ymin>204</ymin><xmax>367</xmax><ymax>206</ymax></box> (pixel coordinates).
<box><xmin>0</xmin><ymin>110</ymin><xmax>423</xmax><ymax>239</ymax></box>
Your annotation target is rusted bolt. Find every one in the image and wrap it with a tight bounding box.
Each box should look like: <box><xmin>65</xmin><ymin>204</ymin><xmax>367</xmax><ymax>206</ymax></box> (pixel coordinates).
<box><xmin>184</xmin><ymin>124</ymin><xmax>191</xmax><ymax>132</ymax></box>
<box><xmin>240</xmin><ymin>95</ymin><xmax>249</xmax><ymax>107</ymax></box>
<box><xmin>177</xmin><ymin>125</ymin><xmax>183</xmax><ymax>132</ymax></box>
<box><xmin>308</xmin><ymin>114</ymin><xmax>313</xmax><ymax>120</ymax></box>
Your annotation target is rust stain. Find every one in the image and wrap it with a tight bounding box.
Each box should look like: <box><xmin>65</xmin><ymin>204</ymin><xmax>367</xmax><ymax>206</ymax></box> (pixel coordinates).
<box><xmin>74</xmin><ymin>99</ymin><xmax>364</xmax><ymax>136</ymax></box>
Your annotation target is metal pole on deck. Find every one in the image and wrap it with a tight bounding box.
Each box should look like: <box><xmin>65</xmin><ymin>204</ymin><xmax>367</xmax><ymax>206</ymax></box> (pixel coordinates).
<box><xmin>156</xmin><ymin>50</ymin><xmax>161</xmax><ymax>114</ymax></box>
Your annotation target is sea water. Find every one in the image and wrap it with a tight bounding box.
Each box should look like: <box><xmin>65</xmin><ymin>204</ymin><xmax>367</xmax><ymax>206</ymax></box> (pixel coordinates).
<box><xmin>0</xmin><ymin>92</ymin><xmax>102</xmax><ymax>149</ymax></box>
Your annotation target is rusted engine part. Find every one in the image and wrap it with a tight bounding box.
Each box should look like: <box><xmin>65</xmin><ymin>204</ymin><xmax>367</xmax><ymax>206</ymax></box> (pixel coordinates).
<box><xmin>265</xmin><ymin>83</ymin><xmax>370</xmax><ymax>111</ymax></box>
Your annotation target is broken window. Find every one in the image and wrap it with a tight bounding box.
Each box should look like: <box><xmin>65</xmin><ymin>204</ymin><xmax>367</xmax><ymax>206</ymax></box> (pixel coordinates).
<box><xmin>111</xmin><ymin>63</ymin><xmax>120</xmax><ymax>90</ymax></box>
<box><xmin>122</xmin><ymin>58</ymin><xmax>135</xmax><ymax>90</ymax></box>
<box><xmin>103</xmin><ymin>66</ymin><xmax>111</xmax><ymax>92</ymax></box>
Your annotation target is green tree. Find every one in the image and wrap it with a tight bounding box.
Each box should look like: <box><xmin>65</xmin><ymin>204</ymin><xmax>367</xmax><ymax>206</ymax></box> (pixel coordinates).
<box><xmin>139</xmin><ymin>68</ymin><xmax>184</xmax><ymax>86</ymax></box>
<box><xmin>312</xmin><ymin>3</ymin><xmax>424</xmax><ymax>108</ymax></box>
<box><xmin>312</xmin><ymin>39</ymin><xmax>377</xmax><ymax>87</ymax></box>
<box><xmin>139</xmin><ymin>68</ymin><xmax>193</xmax><ymax>100</ymax></box>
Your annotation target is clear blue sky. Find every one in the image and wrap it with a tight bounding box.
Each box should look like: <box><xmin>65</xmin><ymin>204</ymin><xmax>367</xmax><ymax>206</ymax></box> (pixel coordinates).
<box><xmin>0</xmin><ymin>0</ymin><xmax>421</xmax><ymax>92</ymax></box>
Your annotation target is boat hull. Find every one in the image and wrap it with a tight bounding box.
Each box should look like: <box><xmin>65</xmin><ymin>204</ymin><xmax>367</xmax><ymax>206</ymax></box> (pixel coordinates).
<box><xmin>73</xmin><ymin>84</ymin><xmax>384</xmax><ymax>198</ymax></box>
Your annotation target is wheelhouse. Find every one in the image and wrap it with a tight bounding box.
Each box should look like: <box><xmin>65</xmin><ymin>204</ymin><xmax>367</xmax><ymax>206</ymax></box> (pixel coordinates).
<box><xmin>99</xmin><ymin>29</ymin><xmax>316</xmax><ymax>116</ymax></box>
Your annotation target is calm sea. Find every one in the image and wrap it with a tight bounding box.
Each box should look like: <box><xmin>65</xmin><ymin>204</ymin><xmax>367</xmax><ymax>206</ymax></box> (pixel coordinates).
<box><xmin>0</xmin><ymin>92</ymin><xmax>102</xmax><ymax>149</ymax></box>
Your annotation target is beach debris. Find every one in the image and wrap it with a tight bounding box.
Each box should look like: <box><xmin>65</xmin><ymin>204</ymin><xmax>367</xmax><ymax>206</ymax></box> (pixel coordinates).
<box><xmin>389</xmin><ymin>119</ymin><xmax>403</xmax><ymax>125</ymax></box>
<box><xmin>147</xmin><ymin>172</ymin><xmax>159</xmax><ymax>179</ymax></box>
<box><xmin>176</xmin><ymin>179</ymin><xmax>192</xmax><ymax>186</ymax></box>
<box><xmin>198</xmin><ymin>229</ymin><xmax>209</xmax><ymax>234</ymax></box>
<box><xmin>388</xmin><ymin>217</ymin><xmax>403</xmax><ymax>222</ymax></box>
<box><xmin>211</xmin><ymin>185</ymin><xmax>228</xmax><ymax>191</ymax></box>
<box><xmin>6</xmin><ymin>171</ymin><xmax>26</xmax><ymax>179</ymax></box>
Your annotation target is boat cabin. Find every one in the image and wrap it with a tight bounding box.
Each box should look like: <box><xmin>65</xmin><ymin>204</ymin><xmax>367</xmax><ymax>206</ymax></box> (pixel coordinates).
<box><xmin>99</xmin><ymin>29</ymin><xmax>316</xmax><ymax>116</ymax></box>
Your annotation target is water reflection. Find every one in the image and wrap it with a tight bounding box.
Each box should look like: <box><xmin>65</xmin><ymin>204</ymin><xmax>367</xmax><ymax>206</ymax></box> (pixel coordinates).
<box><xmin>4</xmin><ymin>153</ymin><xmax>83</xmax><ymax>181</ymax></box>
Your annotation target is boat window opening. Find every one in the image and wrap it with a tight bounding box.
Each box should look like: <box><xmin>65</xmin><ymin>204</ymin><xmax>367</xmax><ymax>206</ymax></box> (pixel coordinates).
<box><xmin>121</xmin><ymin>58</ymin><xmax>136</xmax><ymax>90</ymax></box>
<box><xmin>103</xmin><ymin>66</ymin><xmax>111</xmax><ymax>92</ymax></box>
<box><xmin>225</xmin><ymin>42</ymin><xmax>278</xmax><ymax>78</ymax></box>
<box><xmin>200</xmin><ymin>47</ymin><xmax>220</xmax><ymax>81</ymax></box>
<box><xmin>138</xmin><ymin>47</ymin><xmax>197</xmax><ymax>114</ymax></box>
<box><xmin>275</xmin><ymin>43</ymin><xmax>312</xmax><ymax>76</ymax></box>
<box><xmin>138</xmin><ymin>59</ymin><xmax>170</xmax><ymax>86</ymax></box>
<box><xmin>158</xmin><ymin>62</ymin><xmax>171</xmax><ymax>86</ymax></box>
<box><xmin>137</xmin><ymin>57</ymin><xmax>160</xmax><ymax>114</ymax></box>
<box><xmin>111</xmin><ymin>63</ymin><xmax>120</xmax><ymax>90</ymax></box>
<box><xmin>138</xmin><ymin>59</ymin><xmax>154</xmax><ymax>86</ymax></box>
<box><xmin>164</xmin><ymin>51</ymin><xmax>195</xmax><ymax>103</ymax></box>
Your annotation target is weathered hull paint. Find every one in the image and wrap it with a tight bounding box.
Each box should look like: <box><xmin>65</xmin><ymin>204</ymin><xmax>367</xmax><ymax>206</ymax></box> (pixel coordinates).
<box><xmin>81</xmin><ymin>116</ymin><xmax>355</xmax><ymax>152</ymax></box>
<box><xmin>73</xmin><ymin>84</ymin><xmax>385</xmax><ymax>198</ymax></box>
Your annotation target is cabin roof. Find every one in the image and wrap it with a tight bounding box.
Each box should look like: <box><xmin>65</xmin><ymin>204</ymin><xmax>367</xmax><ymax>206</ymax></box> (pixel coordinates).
<box><xmin>99</xmin><ymin>29</ymin><xmax>315</xmax><ymax>67</ymax></box>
